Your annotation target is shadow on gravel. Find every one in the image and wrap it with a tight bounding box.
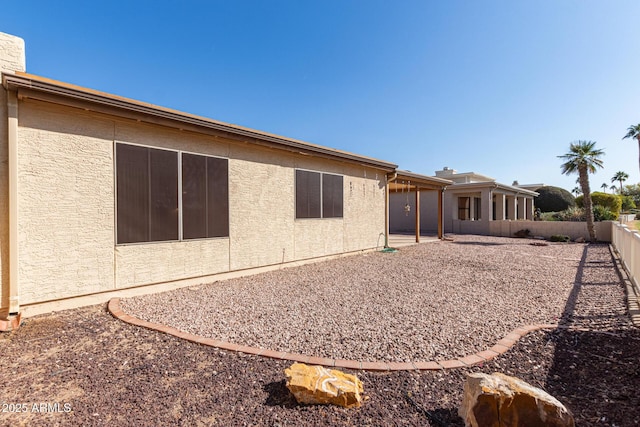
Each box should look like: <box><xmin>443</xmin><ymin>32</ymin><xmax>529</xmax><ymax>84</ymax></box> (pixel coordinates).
<box><xmin>263</xmin><ymin>380</ymin><xmax>298</xmax><ymax>408</ymax></box>
<box><xmin>450</xmin><ymin>241</ymin><xmax>506</xmax><ymax>246</ymax></box>
<box><xmin>545</xmin><ymin>243</ymin><xmax>640</xmax><ymax>426</ymax></box>
<box><xmin>544</xmin><ymin>329</ymin><xmax>640</xmax><ymax>426</ymax></box>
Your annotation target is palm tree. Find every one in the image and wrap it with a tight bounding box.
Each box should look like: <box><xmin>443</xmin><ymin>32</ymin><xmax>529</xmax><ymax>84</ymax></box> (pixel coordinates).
<box><xmin>611</xmin><ymin>171</ymin><xmax>629</xmax><ymax>194</ymax></box>
<box><xmin>572</xmin><ymin>187</ymin><xmax>582</xmax><ymax>196</ymax></box>
<box><xmin>601</xmin><ymin>183</ymin><xmax>608</xmax><ymax>193</ymax></box>
<box><xmin>610</xmin><ymin>185</ymin><xmax>618</xmax><ymax>194</ymax></box>
<box><xmin>558</xmin><ymin>141</ymin><xmax>605</xmax><ymax>241</ymax></box>
<box><xmin>623</xmin><ymin>124</ymin><xmax>640</xmax><ymax>173</ymax></box>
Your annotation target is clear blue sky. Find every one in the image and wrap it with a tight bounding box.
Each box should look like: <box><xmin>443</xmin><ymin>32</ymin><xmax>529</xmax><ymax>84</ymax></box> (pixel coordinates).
<box><xmin>3</xmin><ymin>1</ymin><xmax>640</xmax><ymax>192</ymax></box>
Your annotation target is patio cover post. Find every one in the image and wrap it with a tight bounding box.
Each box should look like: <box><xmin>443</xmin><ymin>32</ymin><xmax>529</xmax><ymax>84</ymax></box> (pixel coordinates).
<box><xmin>385</xmin><ymin>172</ymin><xmax>397</xmax><ymax>248</ymax></box>
<box><xmin>415</xmin><ymin>189</ymin><xmax>420</xmax><ymax>243</ymax></box>
<box><xmin>438</xmin><ymin>189</ymin><xmax>444</xmax><ymax>239</ymax></box>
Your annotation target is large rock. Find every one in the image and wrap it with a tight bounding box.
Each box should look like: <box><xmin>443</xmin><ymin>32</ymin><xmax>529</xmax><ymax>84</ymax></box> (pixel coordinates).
<box><xmin>284</xmin><ymin>363</ymin><xmax>363</xmax><ymax>408</ymax></box>
<box><xmin>459</xmin><ymin>372</ymin><xmax>574</xmax><ymax>427</ymax></box>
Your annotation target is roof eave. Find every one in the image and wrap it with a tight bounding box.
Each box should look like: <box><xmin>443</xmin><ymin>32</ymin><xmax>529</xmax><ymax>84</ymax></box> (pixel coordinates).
<box><xmin>3</xmin><ymin>72</ymin><xmax>398</xmax><ymax>172</ymax></box>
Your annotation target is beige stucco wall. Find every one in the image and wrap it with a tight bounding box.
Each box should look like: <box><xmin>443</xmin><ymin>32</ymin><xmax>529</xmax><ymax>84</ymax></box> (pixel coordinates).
<box><xmin>341</xmin><ymin>166</ymin><xmax>387</xmax><ymax>252</ymax></box>
<box><xmin>0</xmin><ymin>84</ymin><xmax>9</xmax><ymax>311</ymax></box>
<box><xmin>0</xmin><ymin>32</ymin><xmax>25</xmax><ymax>75</ymax></box>
<box><xmin>12</xmin><ymin>98</ymin><xmax>388</xmax><ymax>307</ymax></box>
<box><xmin>17</xmin><ymin>101</ymin><xmax>115</xmax><ymax>303</ymax></box>
<box><xmin>490</xmin><ymin>220</ymin><xmax>613</xmax><ymax>242</ymax></box>
<box><xmin>228</xmin><ymin>144</ymin><xmax>296</xmax><ymax>270</ymax></box>
<box><xmin>0</xmin><ymin>33</ymin><xmax>25</xmax><ymax>314</ymax></box>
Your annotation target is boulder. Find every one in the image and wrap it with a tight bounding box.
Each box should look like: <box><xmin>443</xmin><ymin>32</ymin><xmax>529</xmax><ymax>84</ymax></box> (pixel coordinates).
<box><xmin>459</xmin><ymin>372</ymin><xmax>574</xmax><ymax>427</ymax></box>
<box><xmin>284</xmin><ymin>363</ymin><xmax>363</xmax><ymax>408</ymax></box>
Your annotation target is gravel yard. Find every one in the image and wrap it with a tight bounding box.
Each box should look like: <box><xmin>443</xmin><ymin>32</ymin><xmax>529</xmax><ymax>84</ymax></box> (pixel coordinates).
<box><xmin>2</xmin><ymin>234</ymin><xmax>639</xmax><ymax>426</ymax></box>
<box><xmin>121</xmin><ymin>235</ymin><xmax>596</xmax><ymax>363</ymax></box>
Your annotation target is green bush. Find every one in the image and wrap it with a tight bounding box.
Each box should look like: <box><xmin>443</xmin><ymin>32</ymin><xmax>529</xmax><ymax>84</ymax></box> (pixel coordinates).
<box><xmin>592</xmin><ymin>205</ymin><xmax>617</xmax><ymax>221</ymax></box>
<box><xmin>540</xmin><ymin>212</ymin><xmax>559</xmax><ymax>221</ymax></box>
<box><xmin>550</xmin><ymin>234</ymin><xmax>570</xmax><ymax>242</ymax></box>
<box><xmin>552</xmin><ymin>207</ymin><xmax>585</xmax><ymax>222</ymax></box>
<box><xmin>621</xmin><ymin>195</ymin><xmax>637</xmax><ymax>211</ymax></box>
<box><xmin>575</xmin><ymin>192</ymin><xmax>622</xmax><ymax>217</ymax></box>
<box><xmin>534</xmin><ymin>186</ymin><xmax>576</xmax><ymax>212</ymax></box>
<box><xmin>623</xmin><ymin>183</ymin><xmax>640</xmax><ymax>206</ymax></box>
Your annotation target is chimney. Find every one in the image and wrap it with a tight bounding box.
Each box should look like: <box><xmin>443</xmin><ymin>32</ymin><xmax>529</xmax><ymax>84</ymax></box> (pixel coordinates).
<box><xmin>435</xmin><ymin>167</ymin><xmax>456</xmax><ymax>177</ymax></box>
<box><xmin>0</xmin><ymin>32</ymin><xmax>26</xmax><ymax>74</ymax></box>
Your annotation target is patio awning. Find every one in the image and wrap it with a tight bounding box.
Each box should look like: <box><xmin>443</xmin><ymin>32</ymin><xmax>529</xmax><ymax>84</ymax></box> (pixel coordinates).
<box><xmin>387</xmin><ymin>170</ymin><xmax>451</xmax><ymax>192</ymax></box>
<box><xmin>385</xmin><ymin>170</ymin><xmax>452</xmax><ymax>246</ymax></box>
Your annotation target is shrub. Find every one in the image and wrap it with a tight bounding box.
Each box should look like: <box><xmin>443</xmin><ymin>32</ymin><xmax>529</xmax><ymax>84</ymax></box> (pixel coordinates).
<box><xmin>550</xmin><ymin>234</ymin><xmax>570</xmax><ymax>242</ymax></box>
<box><xmin>534</xmin><ymin>186</ymin><xmax>576</xmax><ymax>212</ymax></box>
<box><xmin>621</xmin><ymin>195</ymin><xmax>637</xmax><ymax>212</ymax></box>
<box><xmin>575</xmin><ymin>192</ymin><xmax>622</xmax><ymax>217</ymax></box>
<box><xmin>553</xmin><ymin>207</ymin><xmax>585</xmax><ymax>222</ymax></box>
<box><xmin>540</xmin><ymin>212</ymin><xmax>558</xmax><ymax>221</ymax></box>
<box><xmin>592</xmin><ymin>205</ymin><xmax>617</xmax><ymax>221</ymax></box>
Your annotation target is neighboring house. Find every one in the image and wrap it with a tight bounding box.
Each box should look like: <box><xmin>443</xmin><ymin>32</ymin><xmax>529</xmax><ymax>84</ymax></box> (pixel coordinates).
<box><xmin>2</xmin><ymin>32</ymin><xmax>440</xmax><ymax>319</ymax></box>
<box><xmin>391</xmin><ymin>167</ymin><xmax>538</xmax><ymax>236</ymax></box>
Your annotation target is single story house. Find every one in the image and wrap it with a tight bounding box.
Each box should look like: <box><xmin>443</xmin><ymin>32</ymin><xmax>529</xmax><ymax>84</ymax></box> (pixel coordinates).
<box><xmin>391</xmin><ymin>167</ymin><xmax>538</xmax><ymax>236</ymax></box>
<box><xmin>0</xmin><ymin>33</ymin><xmax>451</xmax><ymax>322</ymax></box>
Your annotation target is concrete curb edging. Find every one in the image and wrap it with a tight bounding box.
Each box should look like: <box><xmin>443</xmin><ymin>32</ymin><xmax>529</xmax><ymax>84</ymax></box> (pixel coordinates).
<box><xmin>108</xmin><ymin>298</ymin><xmax>559</xmax><ymax>371</ymax></box>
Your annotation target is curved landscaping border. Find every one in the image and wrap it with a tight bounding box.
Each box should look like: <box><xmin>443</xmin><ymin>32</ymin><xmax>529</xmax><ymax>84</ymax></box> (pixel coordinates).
<box><xmin>108</xmin><ymin>298</ymin><xmax>559</xmax><ymax>371</ymax></box>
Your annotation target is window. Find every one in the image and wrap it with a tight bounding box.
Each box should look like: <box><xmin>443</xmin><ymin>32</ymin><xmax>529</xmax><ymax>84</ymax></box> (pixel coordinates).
<box><xmin>458</xmin><ymin>197</ymin><xmax>470</xmax><ymax>220</ymax></box>
<box><xmin>116</xmin><ymin>144</ymin><xmax>178</xmax><ymax>243</ymax></box>
<box><xmin>182</xmin><ymin>153</ymin><xmax>229</xmax><ymax>239</ymax></box>
<box><xmin>322</xmin><ymin>173</ymin><xmax>343</xmax><ymax>218</ymax></box>
<box><xmin>295</xmin><ymin>170</ymin><xmax>321</xmax><ymax>218</ymax></box>
<box><xmin>473</xmin><ymin>197</ymin><xmax>481</xmax><ymax>220</ymax></box>
<box><xmin>116</xmin><ymin>143</ymin><xmax>229</xmax><ymax>244</ymax></box>
<box><xmin>295</xmin><ymin>170</ymin><xmax>343</xmax><ymax>219</ymax></box>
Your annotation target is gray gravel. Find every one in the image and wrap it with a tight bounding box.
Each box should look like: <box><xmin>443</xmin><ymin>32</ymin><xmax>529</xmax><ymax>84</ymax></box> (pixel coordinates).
<box><xmin>120</xmin><ymin>235</ymin><xmax>605</xmax><ymax>363</ymax></box>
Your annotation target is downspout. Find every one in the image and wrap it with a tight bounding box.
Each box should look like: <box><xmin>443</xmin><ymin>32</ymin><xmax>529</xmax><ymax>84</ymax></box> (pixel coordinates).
<box><xmin>1</xmin><ymin>88</ymin><xmax>21</xmax><ymax>330</ymax></box>
<box><xmin>385</xmin><ymin>172</ymin><xmax>398</xmax><ymax>248</ymax></box>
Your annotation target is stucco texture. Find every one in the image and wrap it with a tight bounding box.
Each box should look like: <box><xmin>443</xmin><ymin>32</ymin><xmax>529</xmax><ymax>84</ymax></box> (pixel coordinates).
<box><xmin>12</xmin><ymin>99</ymin><xmax>387</xmax><ymax>306</ymax></box>
<box><xmin>0</xmin><ymin>87</ymin><xmax>9</xmax><ymax>310</ymax></box>
<box><xmin>17</xmin><ymin>101</ymin><xmax>115</xmax><ymax>303</ymax></box>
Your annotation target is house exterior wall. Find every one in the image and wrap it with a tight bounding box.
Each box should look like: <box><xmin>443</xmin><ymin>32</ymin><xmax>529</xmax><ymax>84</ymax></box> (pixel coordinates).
<box><xmin>0</xmin><ymin>84</ymin><xmax>9</xmax><ymax>312</ymax></box>
<box><xmin>17</xmin><ymin>101</ymin><xmax>116</xmax><ymax>303</ymax></box>
<box><xmin>341</xmin><ymin>167</ymin><xmax>387</xmax><ymax>251</ymax></box>
<box><xmin>0</xmin><ymin>32</ymin><xmax>25</xmax><ymax>314</ymax></box>
<box><xmin>11</xmin><ymin>98</ymin><xmax>388</xmax><ymax>306</ymax></box>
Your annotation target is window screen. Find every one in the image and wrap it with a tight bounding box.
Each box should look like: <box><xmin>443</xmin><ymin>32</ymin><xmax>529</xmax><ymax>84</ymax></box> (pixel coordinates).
<box><xmin>116</xmin><ymin>144</ymin><xmax>178</xmax><ymax>243</ymax></box>
<box><xmin>322</xmin><ymin>174</ymin><xmax>343</xmax><ymax>218</ymax></box>
<box><xmin>182</xmin><ymin>153</ymin><xmax>229</xmax><ymax>239</ymax></box>
<box><xmin>296</xmin><ymin>170</ymin><xmax>321</xmax><ymax>218</ymax></box>
<box><xmin>296</xmin><ymin>170</ymin><xmax>343</xmax><ymax>219</ymax></box>
<box><xmin>117</xmin><ymin>143</ymin><xmax>229</xmax><ymax>244</ymax></box>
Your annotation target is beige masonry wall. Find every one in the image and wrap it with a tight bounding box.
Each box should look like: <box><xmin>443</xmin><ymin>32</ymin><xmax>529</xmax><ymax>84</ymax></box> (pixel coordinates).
<box><xmin>17</xmin><ymin>101</ymin><xmax>115</xmax><ymax>303</ymax></box>
<box><xmin>1</xmin><ymin>32</ymin><xmax>26</xmax><ymax>313</ymax></box>
<box><xmin>0</xmin><ymin>85</ymin><xmax>9</xmax><ymax>311</ymax></box>
<box><xmin>12</xmin><ymin>98</ymin><xmax>387</xmax><ymax>306</ymax></box>
<box><xmin>489</xmin><ymin>219</ymin><xmax>613</xmax><ymax>242</ymax></box>
<box><xmin>341</xmin><ymin>166</ymin><xmax>387</xmax><ymax>252</ymax></box>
